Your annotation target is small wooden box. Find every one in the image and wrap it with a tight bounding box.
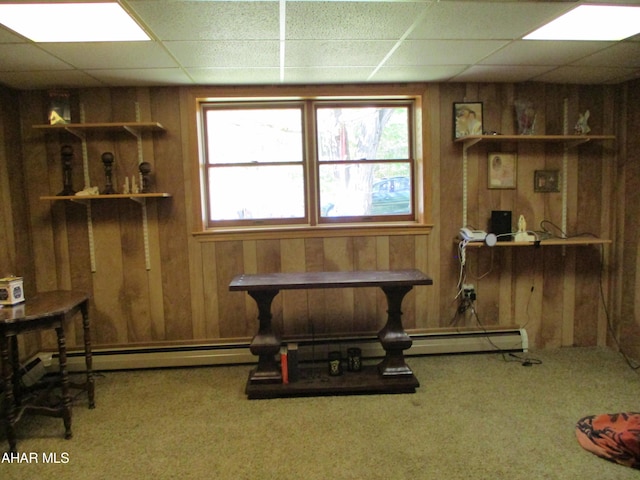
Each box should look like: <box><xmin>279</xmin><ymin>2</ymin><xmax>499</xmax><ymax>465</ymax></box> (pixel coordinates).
<box><xmin>0</xmin><ymin>277</ymin><xmax>25</xmax><ymax>305</ymax></box>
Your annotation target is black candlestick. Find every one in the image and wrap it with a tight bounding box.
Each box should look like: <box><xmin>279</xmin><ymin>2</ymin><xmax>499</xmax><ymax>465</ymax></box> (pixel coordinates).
<box><xmin>58</xmin><ymin>145</ymin><xmax>75</xmax><ymax>196</ymax></box>
<box><xmin>101</xmin><ymin>152</ymin><xmax>116</xmax><ymax>194</ymax></box>
<box><xmin>139</xmin><ymin>161</ymin><xmax>152</xmax><ymax>193</ymax></box>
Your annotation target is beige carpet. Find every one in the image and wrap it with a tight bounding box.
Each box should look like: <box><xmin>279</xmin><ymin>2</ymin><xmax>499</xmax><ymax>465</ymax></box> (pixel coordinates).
<box><xmin>2</xmin><ymin>347</ymin><xmax>640</xmax><ymax>480</ymax></box>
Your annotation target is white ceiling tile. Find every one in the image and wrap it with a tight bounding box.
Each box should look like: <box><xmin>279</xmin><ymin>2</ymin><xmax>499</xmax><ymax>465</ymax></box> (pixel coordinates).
<box><xmin>129</xmin><ymin>1</ymin><xmax>280</xmax><ymax>40</ymax></box>
<box><xmin>285</xmin><ymin>40</ymin><xmax>396</xmax><ymax>67</ymax></box>
<box><xmin>452</xmin><ymin>65</ymin><xmax>555</xmax><ymax>83</ymax></box>
<box><xmin>0</xmin><ymin>44</ymin><xmax>73</xmax><ymax>71</ymax></box>
<box><xmin>166</xmin><ymin>40</ymin><xmax>279</xmax><ymax>68</ymax></box>
<box><xmin>286</xmin><ymin>2</ymin><xmax>428</xmax><ymax>40</ymax></box>
<box><xmin>283</xmin><ymin>66</ymin><xmax>376</xmax><ymax>84</ymax></box>
<box><xmin>372</xmin><ymin>65</ymin><xmax>467</xmax><ymax>82</ymax></box>
<box><xmin>388</xmin><ymin>40</ymin><xmax>508</xmax><ymax>66</ymax></box>
<box><xmin>480</xmin><ymin>40</ymin><xmax>616</xmax><ymax>66</ymax></box>
<box><xmin>0</xmin><ymin>70</ymin><xmax>103</xmax><ymax>90</ymax></box>
<box><xmin>572</xmin><ymin>41</ymin><xmax>640</xmax><ymax>68</ymax></box>
<box><xmin>533</xmin><ymin>66</ymin><xmax>639</xmax><ymax>84</ymax></box>
<box><xmin>187</xmin><ymin>67</ymin><xmax>281</xmax><ymax>85</ymax></box>
<box><xmin>39</xmin><ymin>42</ymin><xmax>179</xmax><ymax>69</ymax></box>
<box><xmin>410</xmin><ymin>1</ymin><xmax>572</xmax><ymax>40</ymax></box>
<box><xmin>0</xmin><ymin>25</ymin><xmax>26</xmax><ymax>43</ymax></box>
<box><xmin>0</xmin><ymin>1</ymin><xmax>637</xmax><ymax>88</ymax></box>
<box><xmin>87</xmin><ymin>68</ymin><xmax>194</xmax><ymax>87</ymax></box>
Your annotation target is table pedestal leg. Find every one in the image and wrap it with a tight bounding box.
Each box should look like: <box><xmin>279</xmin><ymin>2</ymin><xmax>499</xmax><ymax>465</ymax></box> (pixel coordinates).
<box><xmin>248</xmin><ymin>290</ymin><xmax>282</xmax><ymax>384</ymax></box>
<box><xmin>55</xmin><ymin>327</ymin><xmax>73</xmax><ymax>440</ymax></box>
<box><xmin>378</xmin><ymin>285</ymin><xmax>414</xmax><ymax>377</ymax></box>
<box><xmin>80</xmin><ymin>301</ymin><xmax>95</xmax><ymax>408</ymax></box>
<box><xmin>1</xmin><ymin>335</ymin><xmax>17</xmax><ymax>453</ymax></box>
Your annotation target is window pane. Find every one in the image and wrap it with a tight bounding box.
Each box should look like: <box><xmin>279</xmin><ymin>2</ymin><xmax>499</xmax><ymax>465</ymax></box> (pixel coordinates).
<box><xmin>316</xmin><ymin>106</ymin><xmax>409</xmax><ymax>161</ymax></box>
<box><xmin>208</xmin><ymin>165</ymin><xmax>305</xmax><ymax>221</ymax></box>
<box><xmin>319</xmin><ymin>163</ymin><xmax>412</xmax><ymax>217</ymax></box>
<box><xmin>205</xmin><ymin>108</ymin><xmax>303</xmax><ymax>164</ymax></box>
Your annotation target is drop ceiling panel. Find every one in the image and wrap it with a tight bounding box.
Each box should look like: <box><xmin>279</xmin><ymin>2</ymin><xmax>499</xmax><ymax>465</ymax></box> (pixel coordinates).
<box><xmin>166</xmin><ymin>40</ymin><xmax>280</xmax><ymax>68</ymax></box>
<box><xmin>452</xmin><ymin>65</ymin><xmax>556</xmax><ymax>83</ymax></box>
<box><xmin>480</xmin><ymin>40</ymin><xmax>615</xmax><ymax>66</ymax></box>
<box><xmin>572</xmin><ymin>41</ymin><xmax>640</xmax><ymax>68</ymax></box>
<box><xmin>285</xmin><ymin>2</ymin><xmax>428</xmax><ymax>40</ymax></box>
<box><xmin>39</xmin><ymin>42</ymin><xmax>179</xmax><ymax>70</ymax></box>
<box><xmin>0</xmin><ymin>69</ymin><xmax>103</xmax><ymax>90</ymax></box>
<box><xmin>371</xmin><ymin>65</ymin><xmax>468</xmax><ymax>82</ymax></box>
<box><xmin>285</xmin><ymin>40</ymin><xmax>396</xmax><ymax>67</ymax></box>
<box><xmin>187</xmin><ymin>67</ymin><xmax>281</xmax><ymax>85</ymax></box>
<box><xmin>129</xmin><ymin>1</ymin><xmax>280</xmax><ymax>40</ymax></box>
<box><xmin>0</xmin><ymin>44</ymin><xmax>73</xmax><ymax>71</ymax></box>
<box><xmin>0</xmin><ymin>0</ymin><xmax>638</xmax><ymax>89</ymax></box>
<box><xmin>409</xmin><ymin>1</ymin><xmax>572</xmax><ymax>40</ymax></box>
<box><xmin>86</xmin><ymin>68</ymin><xmax>194</xmax><ymax>87</ymax></box>
<box><xmin>534</xmin><ymin>65</ymin><xmax>639</xmax><ymax>84</ymax></box>
<box><xmin>0</xmin><ymin>25</ymin><xmax>25</xmax><ymax>43</ymax></box>
<box><xmin>283</xmin><ymin>66</ymin><xmax>379</xmax><ymax>83</ymax></box>
<box><xmin>388</xmin><ymin>40</ymin><xmax>508</xmax><ymax>66</ymax></box>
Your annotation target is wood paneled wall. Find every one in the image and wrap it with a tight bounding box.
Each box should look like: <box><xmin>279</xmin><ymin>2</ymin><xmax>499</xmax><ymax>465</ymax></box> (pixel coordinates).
<box><xmin>0</xmin><ymin>87</ymin><xmax>39</xmax><ymax>358</ymax></box>
<box><xmin>617</xmin><ymin>79</ymin><xmax>640</xmax><ymax>360</ymax></box>
<box><xmin>6</xmin><ymin>81</ymin><xmax>634</xmax><ymax>358</ymax></box>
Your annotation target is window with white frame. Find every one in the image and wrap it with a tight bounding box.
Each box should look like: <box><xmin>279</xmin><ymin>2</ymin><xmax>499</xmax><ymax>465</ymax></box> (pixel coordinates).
<box><xmin>199</xmin><ymin>98</ymin><xmax>416</xmax><ymax>229</ymax></box>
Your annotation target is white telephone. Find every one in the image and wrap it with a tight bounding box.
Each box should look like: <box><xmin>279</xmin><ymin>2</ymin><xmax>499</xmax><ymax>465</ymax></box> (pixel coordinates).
<box><xmin>459</xmin><ymin>227</ymin><xmax>487</xmax><ymax>242</ymax></box>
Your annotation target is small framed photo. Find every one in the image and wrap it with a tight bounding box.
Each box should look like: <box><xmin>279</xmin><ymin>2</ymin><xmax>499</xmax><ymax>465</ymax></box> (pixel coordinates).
<box><xmin>534</xmin><ymin>170</ymin><xmax>560</xmax><ymax>192</ymax></box>
<box><xmin>454</xmin><ymin>102</ymin><xmax>483</xmax><ymax>139</ymax></box>
<box><xmin>488</xmin><ymin>152</ymin><xmax>517</xmax><ymax>189</ymax></box>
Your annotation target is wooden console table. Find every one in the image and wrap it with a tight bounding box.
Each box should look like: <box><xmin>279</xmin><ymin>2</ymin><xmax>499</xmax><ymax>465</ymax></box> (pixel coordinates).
<box><xmin>229</xmin><ymin>269</ymin><xmax>433</xmax><ymax>399</ymax></box>
<box><xmin>0</xmin><ymin>290</ymin><xmax>95</xmax><ymax>453</ymax></box>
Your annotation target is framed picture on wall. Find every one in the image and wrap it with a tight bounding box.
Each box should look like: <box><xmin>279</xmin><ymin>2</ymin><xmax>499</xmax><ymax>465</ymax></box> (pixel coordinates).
<box><xmin>454</xmin><ymin>102</ymin><xmax>483</xmax><ymax>139</ymax></box>
<box><xmin>534</xmin><ymin>170</ymin><xmax>560</xmax><ymax>192</ymax></box>
<box><xmin>487</xmin><ymin>152</ymin><xmax>517</xmax><ymax>189</ymax></box>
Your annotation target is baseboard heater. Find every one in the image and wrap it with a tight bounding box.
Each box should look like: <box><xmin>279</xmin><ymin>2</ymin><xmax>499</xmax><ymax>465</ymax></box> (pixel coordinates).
<box><xmin>44</xmin><ymin>328</ymin><xmax>527</xmax><ymax>373</ymax></box>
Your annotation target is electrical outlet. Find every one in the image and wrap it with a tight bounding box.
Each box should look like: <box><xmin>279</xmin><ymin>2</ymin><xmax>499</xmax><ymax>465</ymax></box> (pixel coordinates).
<box><xmin>462</xmin><ymin>284</ymin><xmax>476</xmax><ymax>300</ymax></box>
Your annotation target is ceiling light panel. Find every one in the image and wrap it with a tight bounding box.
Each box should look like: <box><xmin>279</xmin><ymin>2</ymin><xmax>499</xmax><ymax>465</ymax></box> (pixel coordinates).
<box><xmin>524</xmin><ymin>5</ymin><xmax>640</xmax><ymax>41</ymax></box>
<box><xmin>0</xmin><ymin>3</ymin><xmax>150</xmax><ymax>42</ymax></box>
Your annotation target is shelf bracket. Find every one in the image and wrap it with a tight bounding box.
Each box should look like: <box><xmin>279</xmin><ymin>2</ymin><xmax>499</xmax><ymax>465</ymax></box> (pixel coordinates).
<box><xmin>123</xmin><ymin>125</ymin><xmax>142</xmax><ymax>139</ymax></box>
<box><xmin>86</xmin><ymin>202</ymin><xmax>97</xmax><ymax>273</ymax></box>
<box><xmin>63</xmin><ymin>127</ymin><xmax>86</xmax><ymax>140</ymax></box>
<box><xmin>566</xmin><ymin>138</ymin><xmax>590</xmax><ymax>149</ymax></box>
<box><xmin>139</xmin><ymin>199</ymin><xmax>151</xmax><ymax>271</ymax></box>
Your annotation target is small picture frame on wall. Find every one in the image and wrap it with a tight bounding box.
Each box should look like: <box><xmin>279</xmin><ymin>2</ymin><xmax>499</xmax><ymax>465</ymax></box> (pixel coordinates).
<box><xmin>454</xmin><ymin>102</ymin><xmax>483</xmax><ymax>139</ymax></box>
<box><xmin>488</xmin><ymin>152</ymin><xmax>517</xmax><ymax>189</ymax></box>
<box><xmin>534</xmin><ymin>169</ymin><xmax>560</xmax><ymax>192</ymax></box>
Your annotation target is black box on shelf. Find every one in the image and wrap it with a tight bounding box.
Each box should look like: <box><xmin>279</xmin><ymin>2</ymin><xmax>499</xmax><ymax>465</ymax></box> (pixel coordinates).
<box><xmin>491</xmin><ymin>210</ymin><xmax>512</xmax><ymax>241</ymax></box>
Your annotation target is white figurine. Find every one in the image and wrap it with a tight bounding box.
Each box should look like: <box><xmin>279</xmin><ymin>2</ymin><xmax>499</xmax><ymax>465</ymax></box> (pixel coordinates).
<box><xmin>514</xmin><ymin>214</ymin><xmax>535</xmax><ymax>242</ymax></box>
<box><xmin>575</xmin><ymin>110</ymin><xmax>591</xmax><ymax>135</ymax></box>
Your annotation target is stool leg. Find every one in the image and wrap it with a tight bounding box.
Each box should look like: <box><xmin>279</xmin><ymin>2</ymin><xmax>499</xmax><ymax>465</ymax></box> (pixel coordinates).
<box><xmin>55</xmin><ymin>326</ymin><xmax>73</xmax><ymax>440</ymax></box>
<box><xmin>10</xmin><ymin>336</ymin><xmax>21</xmax><ymax>406</ymax></box>
<box><xmin>1</xmin><ymin>335</ymin><xmax>17</xmax><ymax>453</ymax></box>
<box><xmin>80</xmin><ymin>301</ymin><xmax>95</xmax><ymax>408</ymax></box>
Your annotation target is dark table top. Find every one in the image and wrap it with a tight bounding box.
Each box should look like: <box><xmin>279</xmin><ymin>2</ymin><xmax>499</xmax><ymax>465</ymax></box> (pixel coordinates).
<box><xmin>229</xmin><ymin>269</ymin><xmax>433</xmax><ymax>291</ymax></box>
<box><xmin>0</xmin><ymin>290</ymin><xmax>89</xmax><ymax>325</ymax></box>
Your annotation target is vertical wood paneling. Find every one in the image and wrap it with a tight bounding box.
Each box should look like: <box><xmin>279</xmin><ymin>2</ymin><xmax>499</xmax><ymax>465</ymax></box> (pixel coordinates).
<box><xmin>280</xmin><ymin>238</ymin><xmax>308</xmax><ymax>335</ymax></box>
<box><xmin>215</xmin><ymin>241</ymin><xmax>246</xmax><ymax>338</ymax></box>
<box><xmin>323</xmin><ymin>237</ymin><xmax>355</xmax><ymax>333</ymax></box>
<box><xmin>151</xmin><ymin>88</ymin><xmax>192</xmax><ymax>340</ymax></box>
<box><xmin>201</xmin><ymin>242</ymin><xmax>220</xmax><ymax>338</ymax></box>
<box><xmin>6</xmin><ymin>80</ymin><xmax>631</xmax><ymax>359</ymax></box>
<box><xmin>353</xmin><ymin>236</ymin><xmax>379</xmax><ymax>332</ymax></box>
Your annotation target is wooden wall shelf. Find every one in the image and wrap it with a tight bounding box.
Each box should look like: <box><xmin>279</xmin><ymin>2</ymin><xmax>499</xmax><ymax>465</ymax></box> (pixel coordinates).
<box><xmin>33</xmin><ymin>122</ymin><xmax>165</xmax><ymax>133</ymax></box>
<box><xmin>458</xmin><ymin>236</ymin><xmax>612</xmax><ymax>248</ymax></box>
<box><xmin>454</xmin><ymin>134</ymin><xmax>616</xmax><ymax>147</ymax></box>
<box><xmin>41</xmin><ymin>193</ymin><xmax>171</xmax><ymax>201</ymax></box>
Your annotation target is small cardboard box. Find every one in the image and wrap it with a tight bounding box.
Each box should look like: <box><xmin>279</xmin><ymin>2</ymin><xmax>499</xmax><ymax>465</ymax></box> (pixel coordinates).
<box><xmin>0</xmin><ymin>276</ymin><xmax>25</xmax><ymax>305</ymax></box>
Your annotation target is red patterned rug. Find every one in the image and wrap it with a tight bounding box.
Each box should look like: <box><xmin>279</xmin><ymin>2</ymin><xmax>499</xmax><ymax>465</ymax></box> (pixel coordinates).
<box><xmin>576</xmin><ymin>412</ymin><xmax>640</xmax><ymax>469</ymax></box>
